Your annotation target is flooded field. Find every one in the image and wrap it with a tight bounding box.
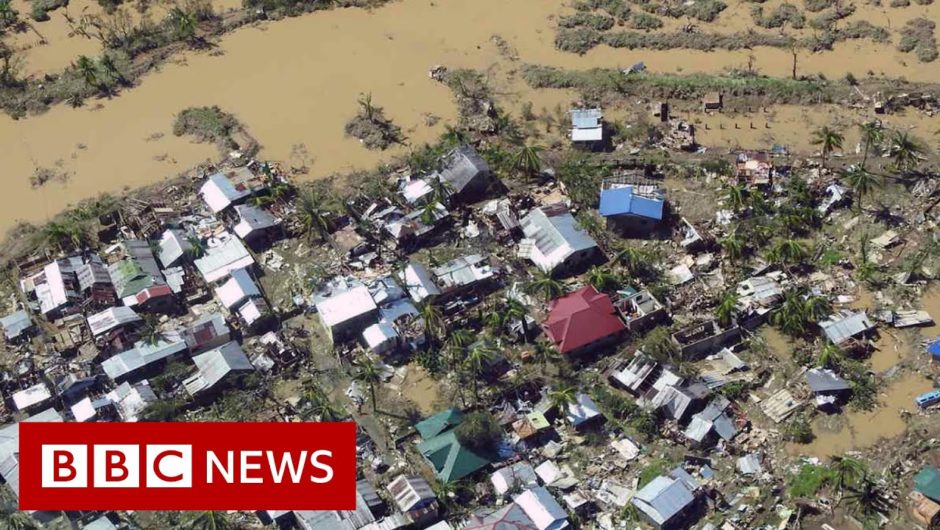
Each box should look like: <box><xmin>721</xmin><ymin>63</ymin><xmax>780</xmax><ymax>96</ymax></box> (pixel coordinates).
<box><xmin>1</xmin><ymin>0</ymin><xmax>940</xmax><ymax>234</ymax></box>
<box><xmin>793</xmin><ymin>372</ymin><xmax>932</xmax><ymax>458</ymax></box>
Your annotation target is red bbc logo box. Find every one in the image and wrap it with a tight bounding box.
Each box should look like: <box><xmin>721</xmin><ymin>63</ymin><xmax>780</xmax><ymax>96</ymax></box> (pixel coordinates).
<box><xmin>18</xmin><ymin>422</ymin><xmax>357</xmax><ymax>511</ymax></box>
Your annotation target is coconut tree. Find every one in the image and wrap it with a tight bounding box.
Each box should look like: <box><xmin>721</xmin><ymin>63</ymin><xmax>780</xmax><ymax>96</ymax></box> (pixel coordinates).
<box><xmin>716</xmin><ymin>290</ymin><xmax>738</xmax><ymax>327</ymax></box>
<box><xmin>464</xmin><ymin>340</ymin><xmax>497</xmax><ymax>402</ymax></box>
<box><xmin>531</xmin><ymin>342</ymin><xmax>561</xmax><ymax>369</ymax></box>
<box><xmin>771</xmin><ymin>289</ymin><xmax>810</xmax><ymax>337</ymax></box>
<box><xmin>888</xmin><ymin>130</ymin><xmax>925</xmax><ymax>175</ymax></box>
<box><xmin>767</xmin><ymin>238</ymin><xmax>808</xmax><ymax>270</ymax></box>
<box><xmin>857</xmin><ymin>121</ymin><xmax>883</xmax><ymax>170</ymax></box>
<box><xmin>353</xmin><ymin>358</ymin><xmax>382</xmax><ymax>412</ymax></box>
<box><xmin>816</xmin><ymin>341</ymin><xmax>843</xmax><ymax>368</ymax></box>
<box><xmin>41</xmin><ymin>220</ymin><xmax>84</xmax><ymax>252</ymax></box>
<box><xmin>802</xmin><ymin>294</ymin><xmax>831</xmax><ymax>323</ymax></box>
<box><xmin>811</xmin><ymin>126</ymin><xmax>844</xmax><ymax>169</ymax></box>
<box><xmin>586</xmin><ymin>266</ymin><xmax>618</xmax><ymax>293</ymax></box>
<box><xmin>0</xmin><ymin>510</ymin><xmax>40</xmax><ymax>530</ymax></box>
<box><xmin>99</xmin><ymin>52</ymin><xmax>127</xmax><ymax>86</ymax></box>
<box><xmin>720</xmin><ymin>231</ymin><xmax>743</xmax><ymax>267</ymax></box>
<box><xmin>525</xmin><ymin>269</ymin><xmax>566</xmax><ymax>302</ymax></box>
<box><xmin>185</xmin><ymin>234</ymin><xmax>205</xmax><ymax>260</ymax></box>
<box><xmin>511</xmin><ymin>144</ymin><xmax>542</xmax><ymax>181</ymax></box>
<box><xmin>843</xmin><ymin>475</ymin><xmax>889</xmax><ymax>519</ymax></box>
<box><xmin>357</xmin><ymin>92</ymin><xmax>376</xmax><ymax>122</ymax></box>
<box><xmin>505</xmin><ymin>298</ymin><xmax>530</xmax><ymax>342</ymax></box>
<box><xmin>830</xmin><ymin>455</ymin><xmax>867</xmax><ymax>496</ymax></box>
<box><xmin>482</xmin><ymin>304</ymin><xmax>508</xmax><ymax>336</ymax></box>
<box><xmin>445</xmin><ymin>328</ymin><xmax>473</xmax><ymax>368</ymax></box>
<box><xmin>722</xmin><ymin>184</ymin><xmax>747</xmax><ymax>212</ymax></box>
<box><xmin>186</xmin><ymin>511</ymin><xmax>233</xmax><ymax>530</ymax></box>
<box><xmin>295</xmin><ymin>190</ymin><xmax>331</xmax><ymax>241</ymax></box>
<box><xmin>73</xmin><ymin>55</ymin><xmax>98</xmax><ymax>92</ymax></box>
<box><xmin>843</xmin><ymin>166</ymin><xmax>882</xmax><ymax>211</ymax></box>
<box><xmin>140</xmin><ymin>314</ymin><xmax>166</xmax><ymax>346</ymax></box>
<box><xmin>0</xmin><ymin>0</ymin><xmax>18</xmax><ymax>27</ymax></box>
<box><xmin>418</xmin><ymin>299</ymin><xmax>444</xmax><ymax>345</ymax></box>
<box><xmin>548</xmin><ymin>385</ymin><xmax>577</xmax><ymax>418</ymax></box>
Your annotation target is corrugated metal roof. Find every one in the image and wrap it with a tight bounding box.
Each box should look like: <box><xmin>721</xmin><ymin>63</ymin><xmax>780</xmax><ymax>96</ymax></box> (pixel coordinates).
<box><xmin>200</xmin><ymin>171</ymin><xmax>254</xmax><ymax>213</ymax></box>
<box><xmin>520</xmin><ymin>205</ymin><xmax>598</xmax><ymax>272</ymax></box>
<box><xmin>87</xmin><ymin>306</ymin><xmax>141</xmax><ymax>336</ymax></box>
<box><xmin>438</xmin><ymin>145</ymin><xmax>490</xmax><ymax>195</ymax></box>
<box><xmin>820</xmin><ymin>310</ymin><xmax>874</xmax><ymax>344</ymax></box>
<box><xmin>316</xmin><ymin>285</ymin><xmax>378</xmax><ymax>328</ymax></box>
<box><xmin>194</xmin><ymin>236</ymin><xmax>255</xmax><ymax>284</ymax></box>
<box><xmin>0</xmin><ymin>310</ymin><xmax>31</xmax><ymax>340</ymax></box>
<box><xmin>234</xmin><ymin>204</ymin><xmax>278</xmax><ymax>239</ymax></box>
<box><xmin>512</xmin><ymin>486</ymin><xmax>568</xmax><ymax>530</ymax></box>
<box><xmin>805</xmin><ymin>368</ymin><xmax>851</xmax><ymax>393</ymax></box>
<box><xmin>215</xmin><ymin>268</ymin><xmax>261</xmax><ymax>309</ymax></box>
<box><xmin>101</xmin><ymin>332</ymin><xmax>187</xmax><ymax>381</ymax></box>
<box><xmin>184</xmin><ymin>341</ymin><xmax>253</xmax><ymax>396</ymax></box>
<box><xmin>633</xmin><ymin>475</ymin><xmax>695</xmax><ymax>526</ymax></box>
<box><xmin>599</xmin><ymin>186</ymin><xmax>664</xmax><ymax>221</ymax></box>
<box><xmin>158</xmin><ymin>229</ymin><xmax>191</xmax><ymax>268</ymax></box>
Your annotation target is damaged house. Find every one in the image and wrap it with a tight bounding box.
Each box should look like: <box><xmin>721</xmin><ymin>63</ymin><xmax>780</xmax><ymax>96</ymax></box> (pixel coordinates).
<box><xmin>23</xmin><ymin>256</ymin><xmax>85</xmax><ymax>318</ymax></box>
<box><xmin>570</xmin><ymin>108</ymin><xmax>604</xmax><ymax>146</ymax></box>
<box><xmin>183</xmin><ymin>341</ymin><xmax>255</xmax><ymax>398</ymax></box>
<box><xmin>108</xmin><ymin>240</ymin><xmax>172</xmax><ymax>311</ymax></box>
<box><xmin>735</xmin><ymin>151</ymin><xmax>773</xmax><ymax>187</ymax></box>
<box><xmin>430</xmin><ymin>145</ymin><xmax>493</xmax><ymax>204</ymax></box>
<box><xmin>199</xmin><ymin>168</ymin><xmax>267</xmax><ymax>214</ymax></box>
<box><xmin>805</xmin><ymin>367</ymin><xmax>852</xmax><ymax>411</ymax></box>
<box><xmin>519</xmin><ymin>204</ymin><xmax>601</xmax><ymax>277</ymax></box>
<box><xmin>820</xmin><ymin>309</ymin><xmax>876</xmax><ymax>350</ymax></box>
<box><xmin>614</xmin><ymin>289</ymin><xmax>668</xmax><ymax>332</ymax></box>
<box><xmin>671</xmin><ymin>319</ymin><xmax>741</xmax><ymax>360</ymax></box>
<box><xmin>543</xmin><ymin>286</ymin><xmax>626</xmax><ymax>356</ymax></box>
<box><xmin>599</xmin><ymin>184</ymin><xmax>666</xmax><ymax>237</ymax></box>
<box><xmin>316</xmin><ymin>285</ymin><xmax>379</xmax><ymax>344</ymax></box>
<box><xmin>632</xmin><ymin>467</ymin><xmax>703</xmax><ymax>530</ymax></box>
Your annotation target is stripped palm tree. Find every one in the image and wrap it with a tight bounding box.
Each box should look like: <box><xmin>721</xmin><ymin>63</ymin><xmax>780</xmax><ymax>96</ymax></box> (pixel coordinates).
<box><xmin>353</xmin><ymin>358</ymin><xmax>382</xmax><ymax>412</ymax></box>
<box><xmin>811</xmin><ymin>126</ymin><xmax>844</xmax><ymax>169</ymax></box>
<box><xmin>511</xmin><ymin>144</ymin><xmax>543</xmax><ymax>181</ymax></box>
<box><xmin>857</xmin><ymin>121</ymin><xmax>883</xmax><ymax>170</ymax></box>
<box><xmin>888</xmin><ymin>130</ymin><xmax>926</xmax><ymax>175</ymax></box>
<box><xmin>464</xmin><ymin>340</ymin><xmax>497</xmax><ymax>402</ymax></box>
<box><xmin>843</xmin><ymin>166</ymin><xmax>882</xmax><ymax>211</ymax></box>
<box><xmin>720</xmin><ymin>231</ymin><xmax>743</xmax><ymax>267</ymax></box>
<box><xmin>586</xmin><ymin>266</ymin><xmax>618</xmax><ymax>293</ymax></box>
<box><xmin>187</xmin><ymin>511</ymin><xmax>233</xmax><ymax>530</ymax></box>
<box><xmin>716</xmin><ymin>290</ymin><xmax>738</xmax><ymax>327</ymax></box>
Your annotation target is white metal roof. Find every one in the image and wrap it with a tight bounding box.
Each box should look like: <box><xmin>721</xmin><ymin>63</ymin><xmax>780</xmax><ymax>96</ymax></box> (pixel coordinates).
<box><xmin>362</xmin><ymin>322</ymin><xmax>398</xmax><ymax>350</ymax></box>
<box><xmin>194</xmin><ymin>236</ymin><xmax>255</xmax><ymax>284</ymax></box>
<box><xmin>316</xmin><ymin>286</ymin><xmax>377</xmax><ymax>328</ymax></box>
<box><xmin>87</xmin><ymin>306</ymin><xmax>142</xmax><ymax>336</ymax></box>
<box><xmin>101</xmin><ymin>332</ymin><xmax>187</xmax><ymax>381</ymax></box>
<box><xmin>215</xmin><ymin>268</ymin><xmax>261</xmax><ymax>309</ymax></box>
<box><xmin>513</xmin><ymin>486</ymin><xmax>569</xmax><ymax>530</ymax></box>
<box><xmin>11</xmin><ymin>382</ymin><xmax>52</xmax><ymax>411</ymax></box>
<box><xmin>200</xmin><ymin>172</ymin><xmax>253</xmax><ymax>213</ymax></box>
<box><xmin>184</xmin><ymin>341</ymin><xmax>254</xmax><ymax>396</ymax></box>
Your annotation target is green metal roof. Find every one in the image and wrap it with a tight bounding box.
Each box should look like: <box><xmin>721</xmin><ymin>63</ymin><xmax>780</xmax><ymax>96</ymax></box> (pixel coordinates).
<box><xmin>416</xmin><ymin>430</ymin><xmax>492</xmax><ymax>483</ymax></box>
<box><xmin>915</xmin><ymin>466</ymin><xmax>940</xmax><ymax>503</ymax></box>
<box><xmin>415</xmin><ymin>408</ymin><xmax>463</xmax><ymax>440</ymax></box>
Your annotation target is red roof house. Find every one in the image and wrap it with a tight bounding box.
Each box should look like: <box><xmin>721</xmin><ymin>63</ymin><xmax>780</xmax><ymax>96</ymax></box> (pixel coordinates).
<box><xmin>544</xmin><ymin>286</ymin><xmax>626</xmax><ymax>355</ymax></box>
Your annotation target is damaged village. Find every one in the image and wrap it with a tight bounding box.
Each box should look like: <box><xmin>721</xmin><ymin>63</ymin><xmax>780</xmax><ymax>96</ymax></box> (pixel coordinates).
<box><xmin>4</xmin><ymin>67</ymin><xmax>940</xmax><ymax>530</ymax></box>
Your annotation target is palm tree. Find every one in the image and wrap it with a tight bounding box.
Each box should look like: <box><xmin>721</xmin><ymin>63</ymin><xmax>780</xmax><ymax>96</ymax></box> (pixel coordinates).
<box><xmin>140</xmin><ymin>314</ymin><xmax>166</xmax><ymax>346</ymax></box>
<box><xmin>716</xmin><ymin>290</ymin><xmax>738</xmax><ymax>327</ymax></box>
<box><xmin>428</xmin><ymin>176</ymin><xmax>454</xmax><ymax>206</ymax></box>
<box><xmin>99</xmin><ymin>53</ymin><xmax>127</xmax><ymax>86</ymax></box>
<box><xmin>888</xmin><ymin>130</ymin><xmax>925</xmax><ymax>175</ymax></box>
<box><xmin>357</xmin><ymin>92</ymin><xmax>376</xmax><ymax>122</ymax></box>
<box><xmin>445</xmin><ymin>328</ymin><xmax>473</xmax><ymax>368</ymax></box>
<box><xmin>811</xmin><ymin>126</ymin><xmax>844</xmax><ymax>169</ymax></box>
<box><xmin>185</xmin><ymin>234</ymin><xmax>205</xmax><ymax>260</ymax></box>
<box><xmin>0</xmin><ymin>0</ymin><xmax>18</xmax><ymax>27</ymax></box>
<box><xmin>830</xmin><ymin>455</ymin><xmax>867</xmax><ymax>495</ymax></box>
<box><xmin>41</xmin><ymin>221</ymin><xmax>84</xmax><ymax>252</ymax></box>
<box><xmin>295</xmin><ymin>191</ymin><xmax>331</xmax><ymax>241</ymax></box>
<box><xmin>816</xmin><ymin>341</ymin><xmax>843</xmax><ymax>368</ymax></box>
<box><xmin>464</xmin><ymin>340</ymin><xmax>497</xmax><ymax>402</ymax></box>
<box><xmin>857</xmin><ymin>121</ymin><xmax>883</xmax><ymax>170</ymax></box>
<box><xmin>169</xmin><ymin>7</ymin><xmax>198</xmax><ymax>44</ymax></box>
<box><xmin>843</xmin><ymin>475</ymin><xmax>889</xmax><ymax>519</ymax></box>
<box><xmin>525</xmin><ymin>269</ymin><xmax>566</xmax><ymax>302</ymax></box>
<box><xmin>767</xmin><ymin>238</ymin><xmax>808</xmax><ymax>269</ymax></box>
<box><xmin>531</xmin><ymin>342</ymin><xmax>561</xmax><ymax>369</ymax></box>
<box><xmin>723</xmin><ymin>184</ymin><xmax>747</xmax><ymax>212</ymax></box>
<box><xmin>353</xmin><ymin>358</ymin><xmax>382</xmax><ymax>412</ymax></box>
<box><xmin>0</xmin><ymin>510</ymin><xmax>40</xmax><ymax>529</ymax></box>
<box><xmin>440</xmin><ymin>125</ymin><xmax>467</xmax><ymax>147</ymax></box>
<box><xmin>771</xmin><ymin>289</ymin><xmax>810</xmax><ymax>337</ymax></box>
<box><xmin>186</xmin><ymin>511</ymin><xmax>233</xmax><ymax>530</ymax></box>
<box><xmin>511</xmin><ymin>145</ymin><xmax>542</xmax><ymax>181</ymax></box>
<box><xmin>483</xmin><ymin>304</ymin><xmax>507</xmax><ymax>336</ymax></box>
<box><xmin>586</xmin><ymin>266</ymin><xmax>618</xmax><ymax>293</ymax></box>
<box><xmin>843</xmin><ymin>166</ymin><xmax>881</xmax><ymax>211</ymax></box>
<box><xmin>73</xmin><ymin>55</ymin><xmax>98</xmax><ymax>91</ymax></box>
<box><xmin>418</xmin><ymin>300</ymin><xmax>444</xmax><ymax>344</ymax></box>
<box><xmin>548</xmin><ymin>385</ymin><xmax>577</xmax><ymax>418</ymax></box>
<box><xmin>802</xmin><ymin>295</ymin><xmax>831</xmax><ymax>323</ymax></box>
<box><xmin>720</xmin><ymin>231</ymin><xmax>743</xmax><ymax>266</ymax></box>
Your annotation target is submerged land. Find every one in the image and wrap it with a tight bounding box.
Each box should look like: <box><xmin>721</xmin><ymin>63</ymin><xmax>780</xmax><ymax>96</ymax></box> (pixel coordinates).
<box><xmin>0</xmin><ymin>0</ymin><xmax>939</xmax><ymax>529</ymax></box>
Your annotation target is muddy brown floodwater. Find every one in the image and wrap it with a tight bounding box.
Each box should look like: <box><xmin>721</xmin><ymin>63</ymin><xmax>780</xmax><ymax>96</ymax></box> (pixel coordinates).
<box><xmin>2</xmin><ymin>0</ymin><xmax>940</xmax><ymax>235</ymax></box>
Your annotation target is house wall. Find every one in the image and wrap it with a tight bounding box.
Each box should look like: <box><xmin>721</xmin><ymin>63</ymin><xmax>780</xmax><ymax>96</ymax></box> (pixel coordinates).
<box><xmin>606</xmin><ymin>214</ymin><xmax>661</xmax><ymax>238</ymax></box>
<box><xmin>554</xmin><ymin>248</ymin><xmax>603</xmax><ymax>278</ymax></box>
<box><xmin>325</xmin><ymin>308</ymin><xmax>380</xmax><ymax>344</ymax></box>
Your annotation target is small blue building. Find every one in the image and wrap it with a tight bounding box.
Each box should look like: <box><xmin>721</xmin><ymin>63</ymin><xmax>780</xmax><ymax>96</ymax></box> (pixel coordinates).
<box><xmin>599</xmin><ymin>185</ymin><xmax>665</xmax><ymax>236</ymax></box>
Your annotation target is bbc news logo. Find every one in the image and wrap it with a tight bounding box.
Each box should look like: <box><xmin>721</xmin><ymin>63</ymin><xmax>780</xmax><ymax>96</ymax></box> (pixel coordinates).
<box><xmin>19</xmin><ymin>422</ymin><xmax>356</xmax><ymax>510</ymax></box>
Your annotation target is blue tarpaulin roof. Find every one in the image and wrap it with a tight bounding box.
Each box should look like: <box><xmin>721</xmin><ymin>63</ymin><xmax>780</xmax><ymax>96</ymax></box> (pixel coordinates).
<box><xmin>599</xmin><ymin>186</ymin><xmax>664</xmax><ymax>220</ymax></box>
<box><xmin>928</xmin><ymin>338</ymin><xmax>940</xmax><ymax>358</ymax></box>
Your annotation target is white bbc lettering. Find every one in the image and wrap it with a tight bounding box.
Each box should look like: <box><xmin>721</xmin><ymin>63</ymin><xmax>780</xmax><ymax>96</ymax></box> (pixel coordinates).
<box><xmin>41</xmin><ymin>445</ymin><xmax>88</xmax><ymax>488</ymax></box>
<box><xmin>93</xmin><ymin>445</ymin><xmax>140</xmax><ymax>488</ymax></box>
<box><xmin>145</xmin><ymin>445</ymin><xmax>192</xmax><ymax>488</ymax></box>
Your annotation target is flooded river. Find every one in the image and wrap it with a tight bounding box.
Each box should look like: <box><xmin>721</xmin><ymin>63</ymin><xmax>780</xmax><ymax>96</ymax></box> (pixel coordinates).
<box><xmin>2</xmin><ymin>0</ymin><xmax>940</xmax><ymax>234</ymax></box>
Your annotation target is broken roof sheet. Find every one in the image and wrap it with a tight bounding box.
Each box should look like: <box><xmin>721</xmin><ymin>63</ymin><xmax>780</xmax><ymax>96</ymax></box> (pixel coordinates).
<box><xmin>316</xmin><ymin>285</ymin><xmax>378</xmax><ymax>328</ymax></box>
<box><xmin>399</xmin><ymin>263</ymin><xmax>442</xmax><ymax>303</ymax></box>
<box><xmin>820</xmin><ymin>310</ymin><xmax>874</xmax><ymax>345</ymax></box>
<box><xmin>87</xmin><ymin>306</ymin><xmax>142</xmax><ymax>336</ymax></box>
<box><xmin>805</xmin><ymin>368</ymin><xmax>851</xmax><ymax>393</ymax></box>
<box><xmin>0</xmin><ymin>310</ymin><xmax>31</xmax><ymax>340</ymax></box>
<box><xmin>200</xmin><ymin>170</ymin><xmax>255</xmax><ymax>213</ymax></box>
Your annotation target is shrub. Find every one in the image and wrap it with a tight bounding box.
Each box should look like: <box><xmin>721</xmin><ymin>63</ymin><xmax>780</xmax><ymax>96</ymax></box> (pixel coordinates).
<box><xmin>788</xmin><ymin>464</ymin><xmax>833</xmax><ymax>497</ymax></box>
<box><xmin>684</xmin><ymin>0</ymin><xmax>727</xmax><ymax>21</ymax></box>
<box><xmin>29</xmin><ymin>0</ymin><xmax>67</xmax><ymax>21</ymax></box>
<box><xmin>628</xmin><ymin>12</ymin><xmax>663</xmax><ymax>29</ymax></box>
<box><xmin>558</xmin><ymin>12</ymin><xmax>615</xmax><ymax>31</ymax></box>
<box><xmin>783</xmin><ymin>414</ymin><xmax>814</xmax><ymax>443</ymax></box>
<box><xmin>344</xmin><ymin>93</ymin><xmax>403</xmax><ymax>150</ymax></box>
<box><xmin>808</xmin><ymin>4</ymin><xmax>855</xmax><ymax>29</ymax></box>
<box><xmin>752</xmin><ymin>3</ymin><xmax>805</xmax><ymax>29</ymax></box>
<box><xmin>172</xmin><ymin>105</ymin><xmax>239</xmax><ymax>146</ymax></box>
<box><xmin>898</xmin><ymin>18</ymin><xmax>938</xmax><ymax>62</ymax></box>
<box><xmin>803</xmin><ymin>0</ymin><xmax>832</xmax><ymax>11</ymax></box>
<box><xmin>555</xmin><ymin>27</ymin><xmax>603</xmax><ymax>54</ymax></box>
<box><xmin>638</xmin><ymin>458</ymin><xmax>671</xmax><ymax>487</ymax></box>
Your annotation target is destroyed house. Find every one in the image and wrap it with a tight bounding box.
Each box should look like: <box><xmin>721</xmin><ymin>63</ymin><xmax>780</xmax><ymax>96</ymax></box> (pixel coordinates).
<box><xmin>544</xmin><ymin>286</ymin><xmax>626</xmax><ymax>356</ymax></box>
<box><xmin>87</xmin><ymin>306</ymin><xmax>142</xmax><ymax>338</ymax></box>
<box><xmin>632</xmin><ymin>467</ymin><xmax>702</xmax><ymax>530</ymax></box>
<box><xmin>200</xmin><ymin>168</ymin><xmax>266</xmax><ymax>214</ymax></box>
<box><xmin>106</xmin><ymin>381</ymin><xmax>158</xmax><ymax>422</ymax></box>
<box><xmin>609</xmin><ymin>353</ymin><xmax>666</xmax><ymax>397</ymax></box>
<box><xmin>432</xmin><ymin>144</ymin><xmax>493</xmax><ymax>202</ymax></box>
<box><xmin>76</xmin><ymin>255</ymin><xmax>117</xmax><ymax>308</ymax></box>
<box><xmin>293</xmin><ymin>488</ymin><xmax>376</xmax><ymax>530</ymax></box>
<box><xmin>570</xmin><ymin>108</ymin><xmax>603</xmax><ymax>144</ymax></box>
<box><xmin>820</xmin><ymin>310</ymin><xmax>875</xmax><ymax>348</ymax></box>
<box><xmin>512</xmin><ymin>486</ymin><xmax>570</xmax><ymax>530</ymax></box>
<box><xmin>735</xmin><ymin>151</ymin><xmax>773</xmax><ymax>186</ymax></box>
<box><xmin>416</xmin><ymin>409</ymin><xmax>494</xmax><ymax>483</ymax></box>
<box><xmin>387</xmin><ymin>475</ymin><xmax>438</xmax><ymax>525</ymax></box>
<box><xmin>316</xmin><ymin>285</ymin><xmax>379</xmax><ymax>343</ymax></box>
<box><xmin>805</xmin><ymin>368</ymin><xmax>851</xmax><ymax>409</ymax></box>
<box><xmin>650</xmin><ymin>382</ymin><xmax>710</xmax><ymax>423</ymax></box>
<box><xmin>183</xmin><ymin>313</ymin><xmax>230</xmax><ymax>354</ymax></box>
<box><xmin>183</xmin><ymin>341</ymin><xmax>254</xmax><ymax>397</ymax></box>
<box><xmin>519</xmin><ymin>204</ymin><xmax>601</xmax><ymax>276</ymax></box>
<box><xmin>599</xmin><ymin>185</ymin><xmax>665</xmax><ymax>236</ymax></box>
<box><xmin>108</xmin><ymin>240</ymin><xmax>166</xmax><ymax>303</ymax></box>
<box><xmin>432</xmin><ymin>254</ymin><xmax>497</xmax><ymax>297</ymax></box>
<box><xmin>233</xmin><ymin>204</ymin><xmax>280</xmax><ymax>249</ymax></box>
<box><xmin>0</xmin><ymin>310</ymin><xmax>32</xmax><ymax>343</ymax></box>
<box><xmin>683</xmin><ymin>395</ymin><xmax>737</xmax><ymax>445</ymax></box>
<box><xmin>26</xmin><ymin>256</ymin><xmax>84</xmax><ymax>317</ymax></box>
<box><xmin>194</xmin><ymin>236</ymin><xmax>255</xmax><ymax>284</ymax></box>
<box><xmin>463</xmin><ymin>503</ymin><xmax>540</xmax><ymax>530</ymax></box>
<box><xmin>101</xmin><ymin>332</ymin><xmax>188</xmax><ymax>383</ymax></box>
<box><xmin>671</xmin><ymin>320</ymin><xmax>741</xmax><ymax>360</ymax></box>
<box><xmin>614</xmin><ymin>290</ymin><xmax>667</xmax><ymax>332</ymax></box>
<box><xmin>156</xmin><ymin>229</ymin><xmax>193</xmax><ymax>269</ymax></box>
<box><xmin>491</xmin><ymin>462</ymin><xmax>539</xmax><ymax>497</ymax></box>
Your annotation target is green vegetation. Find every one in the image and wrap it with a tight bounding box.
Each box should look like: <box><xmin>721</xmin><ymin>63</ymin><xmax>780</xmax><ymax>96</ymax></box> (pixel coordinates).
<box><xmin>29</xmin><ymin>0</ymin><xmax>67</xmax><ymax>21</ymax></box>
<box><xmin>898</xmin><ymin>18</ymin><xmax>938</xmax><ymax>63</ymax></box>
<box><xmin>802</xmin><ymin>0</ymin><xmax>833</xmax><ymax>11</ymax></box>
<box><xmin>638</xmin><ymin>458</ymin><xmax>672</xmax><ymax>487</ymax></box>
<box><xmin>558</xmin><ymin>11</ymin><xmax>615</xmax><ymax>31</ymax></box>
<box><xmin>808</xmin><ymin>4</ymin><xmax>855</xmax><ymax>30</ymax></box>
<box><xmin>628</xmin><ymin>12</ymin><xmax>663</xmax><ymax>30</ymax></box>
<box><xmin>344</xmin><ymin>92</ymin><xmax>404</xmax><ymax>150</ymax></box>
<box><xmin>172</xmin><ymin>105</ymin><xmax>241</xmax><ymax>150</ymax></box>
<box><xmin>788</xmin><ymin>463</ymin><xmax>832</xmax><ymax>497</ymax></box>
<box><xmin>455</xmin><ymin>411</ymin><xmax>501</xmax><ymax>453</ymax></box>
<box><xmin>751</xmin><ymin>3</ymin><xmax>805</xmax><ymax>29</ymax></box>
